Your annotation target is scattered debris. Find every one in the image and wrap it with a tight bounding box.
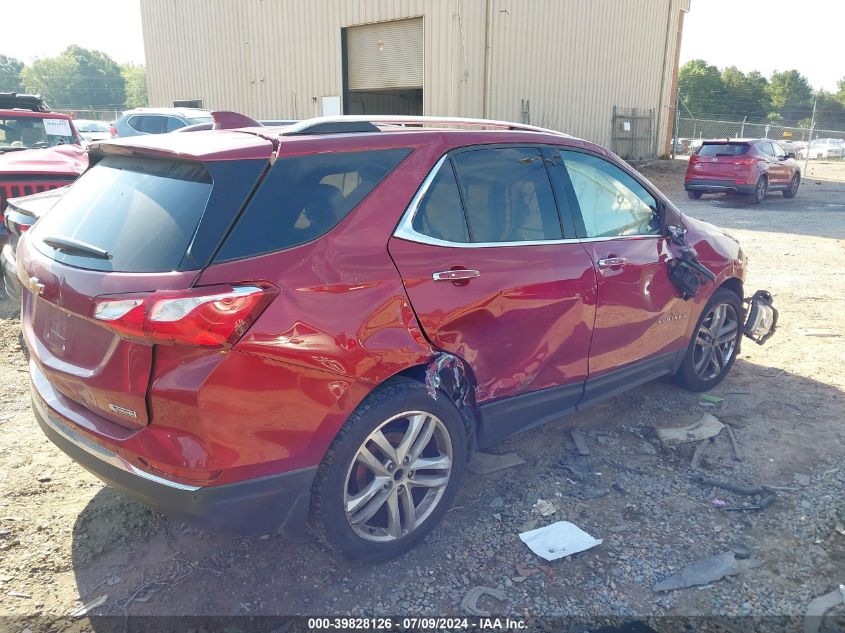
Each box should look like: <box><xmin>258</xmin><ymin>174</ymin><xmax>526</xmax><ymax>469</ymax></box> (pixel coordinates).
<box><xmin>653</xmin><ymin>551</ymin><xmax>762</xmax><ymax>591</ymax></box>
<box><xmin>568</xmin><ymin>484</ymin><xmax>610</xmax><ymax>500</ymax></box>
<box><xmin>519</xmin><ymin>521</ymin><xmax>602</xmax><ymax>561</ymax></box>
<box><xmin>460</xmin><ymin>586</ymin><xmax>506</xmax><ymax>617</ymax></box>
<box><xmin>70</xmin><ymin>594</ymin><xmax>108</xmax><ymax>619</ymax></box>
<box><xmin>711</xmin><ymin>499</ymin><xmax>727</xmax><ymax>508</ymax></box>
<box><xmin>796</xmin><ymin>327</ymin><xmax>839</xmax><ymax>338</ymax></box>
<box><xmin>488</xmin><ymin>496</ymin><xmax>504</xmax><ymax>510</ymax></box>
<box><xmin>533</xmin><ymin>499</ymin><xmax>557</xmax><ymax>517</ymax></box>
<box><xmin>690</xmin><ymin>438</ymin><xmax>714</xmax><ymax>470</ymax></box>
<box><xmin>36</xmin><ymin>470</ymin><xmax>53</xmax><ymax>483</ymax></box>
<box><xmin>834</xmin><ymin>522</ymin><xmax>845</xmax><ymax>537</ymax></box>
<box><xmin>657</xmin><ymin>414</ymin><xmax>724</xmax><ymax>445</ymax></box>
<box><xmin>803</xmin><ymin>585</ymin><xmax>845</xmax><ymax>633</ymax></box>
<box><xmin>699</xmin><ymin>394</ymin><xmax>724</xmax><ymax>405</ymax></box>
<box><xmin>518</xmin><ymin>519</ymin><xmax>538</xmax><ymax>532</ymax></box>
<box><xmin>468</xmin><ymin>452</ymin><xmax>526</xmax><ymax>475</ymax></box>
<box><xmin>636</xmin><ymin>441</ymin><xmax>658</xmax><ymax>456</ymax></box>
<box><xmin>728</xmin><ymin>542</ymin><xmax>751</xmax><ymax>560</ymax></box>
<box><xmin>794</xmin><ymin>473</ymin><xmax>811</xmax><ymax>487</ymax></box>
<box><xmin>723</xmin><ymin>423</ymin><xmax>743</xmax><ymax>461</ymax></box>
<box><xmin>558</xmin><ymin>454</ymin><xmax>591</xmax><ymax>482</ymax></box>
<box><xmin>691</xmin><ymin>473</ymin><xmax>777</xmax><ymax>511</ymax></box>
<box><xmin>515</xmin><ymin>563</ymin><xmax>544</xmax><ymax>578</ymax></box>
<box><xmin>570</xmin><ymin>430</ymin><xmax>590</xmax><ymax>456</ymax></box>
<box><xmin>8</xmin><ymin>591</ymin><xmax>32</xmax><ymax>599</ymax></box>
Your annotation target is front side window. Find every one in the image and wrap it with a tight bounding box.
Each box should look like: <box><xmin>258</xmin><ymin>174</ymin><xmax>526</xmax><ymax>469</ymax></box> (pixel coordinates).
<box><xmin>452</xmin><ymin>147</ymin><xmax>562</xmax><ymax>243</ymax></box>
<box><xmin>167</xmin><ymin>117</ymin><xmax>187</xmax><ymax>132</ymax></box>
<box><xmin>215</xmin><ymin>148</ymin><xmax>411</xmax><ymax>261</ymax></box>
<box><xmin>561</xmin><ymin>151</ymin><xmax>659</xmax><ymax>238</ymax></box>
<box><xmin>411</xmin><ymin>160</ymin><xmax>469</xmax><ymax>243</ymax></box>
<box><xmin>758</xmin><ymin>142</ymin><xmax>774</xmax><ymax>156</ymax></box>
<box><xmin>772</xmin><ymin>143</ymin><xmax>785</xmax><ymax>158</ymax></box>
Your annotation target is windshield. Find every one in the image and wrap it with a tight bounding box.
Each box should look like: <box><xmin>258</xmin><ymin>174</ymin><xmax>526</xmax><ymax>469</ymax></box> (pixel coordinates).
<box><xmin>0</xmin><ymin>115</ymin><xmax>78</xmax><ymax>150</ymax></box>
<box><xmin>75</xmin><ymin>121</ymin><xmax>110</xmax><ymax>133</ymax></box>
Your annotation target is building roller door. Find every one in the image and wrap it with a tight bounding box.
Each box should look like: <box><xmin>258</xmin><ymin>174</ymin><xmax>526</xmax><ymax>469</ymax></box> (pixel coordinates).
<box><xmin>344</xmin><ymin>18</ymin><xmax>424</xmax><ymax>115</ymax></box>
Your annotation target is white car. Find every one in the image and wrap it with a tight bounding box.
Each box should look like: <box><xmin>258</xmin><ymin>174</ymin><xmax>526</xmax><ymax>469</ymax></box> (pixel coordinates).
<box><xmin>73</xmin><ymin>119</ymin><xmax>114</xmax><ymax>143</ymax></box>
<box><xmin>798</xmin><ymin>138</ymin><xmax>844</xmax><ymax>160</ymax></box>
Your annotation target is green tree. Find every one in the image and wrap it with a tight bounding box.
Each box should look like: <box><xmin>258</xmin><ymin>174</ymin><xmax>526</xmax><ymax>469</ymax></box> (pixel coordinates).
<box><xmin>813</xmin><ymin>90</ymin><xmax>845</xmax><ymax>131</ymax></box>
<box><xmin>678</xmin><ymin>59</ymin><xmax>725</xmax><ymax>118</ymax></box>
<box><xmin>766</xmin><ymin>70</ymin><xmax>813</xmax><ymax>124</ymax></box>
<box><xmin>0</xmin><ymin>54</ymin><xmax>25</xmax><ymax>92</ymax></box>
<box><xmin>21</xmin><ymin>45</ymin><xmax>125</xmax><ymax>108</ymax></box>
<box><xmin>719</xmin><ymin>66</ymin><xmax>771</xmax><ymax>121</ymax></box>
<box><xmin>121</xmin><ymin>64</ymin><xmax>148</xmax><ymax>109</ymax></box>
<box><xmin>834</xmin><ymin>76</ymin><xmax>845</xmax><ymax>107</ymax></box>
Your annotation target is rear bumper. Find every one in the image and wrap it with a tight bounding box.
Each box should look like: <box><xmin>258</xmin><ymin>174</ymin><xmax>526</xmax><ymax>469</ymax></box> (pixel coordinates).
<box><xmin>2</xmin><ymin>242</ymin><xmax>20</xmax><ymax>301</ymax></box>
<box><xmin>685</xmin><ymin>179</ymin><xmax>755</xmax><ymax>194</ymax></box>
<box><xmin>31</xmin><ymin>373</ymin><xmax>316</xmax><ymax>535</ymax></box>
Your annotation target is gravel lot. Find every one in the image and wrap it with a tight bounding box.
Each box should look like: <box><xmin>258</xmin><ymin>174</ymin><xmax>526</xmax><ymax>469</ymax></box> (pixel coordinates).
<box><xmin>0</xmin><ymin>158</ymin><xmax>843</xmax><ymax>632</ymax></box>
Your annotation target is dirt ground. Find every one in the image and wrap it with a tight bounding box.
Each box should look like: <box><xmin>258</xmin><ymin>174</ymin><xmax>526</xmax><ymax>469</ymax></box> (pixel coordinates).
<box><xmin>0</xmin><ymin>158</ymin><xmax>843</xmax><ymax>632</ymax></box>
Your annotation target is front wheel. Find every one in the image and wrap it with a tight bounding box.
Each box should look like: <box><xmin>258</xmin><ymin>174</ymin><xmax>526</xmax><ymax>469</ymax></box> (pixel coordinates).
<box><xmin>783</xmin><ymin>173</ymin><xmax>800</xmax><ymax>198</ymax></box>
<box><xmin>676</xmin><ymin>288</ymin><xmax>743</xmax><ymax>392</ymax></box>
<box><xmin>309</xmin><ymin>379</ymin><xmax>467</xmax><ymax>560</ymax></box>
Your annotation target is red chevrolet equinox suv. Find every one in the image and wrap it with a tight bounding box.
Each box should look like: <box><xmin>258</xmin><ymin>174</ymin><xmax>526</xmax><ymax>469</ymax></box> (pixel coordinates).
<box><xmin>19</xmin><ymin>115</ymin><xmax>776</xmax><ymax>560</ymax></box>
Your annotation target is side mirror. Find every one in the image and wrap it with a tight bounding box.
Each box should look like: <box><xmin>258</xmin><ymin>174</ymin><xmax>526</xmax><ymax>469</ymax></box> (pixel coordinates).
<box><xmin>785</xmin><ymin>152</ymin><xmax>795</xmax><ymax>159</ymax></box>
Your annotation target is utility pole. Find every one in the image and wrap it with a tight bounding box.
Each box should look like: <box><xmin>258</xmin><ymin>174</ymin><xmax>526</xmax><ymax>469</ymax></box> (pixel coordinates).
<box><xmin>803</xmin><ymin>99</ymin><xmax>817</xmax><ymax>174</ymax></box>
<box><xmin>740</xmin><ymin>115</ymin><xmax>747</xmax><ymax>138</ymax></box>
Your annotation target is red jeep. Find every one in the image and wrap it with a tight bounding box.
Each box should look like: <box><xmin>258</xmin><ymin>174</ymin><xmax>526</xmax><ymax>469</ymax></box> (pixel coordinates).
<box><xmin>0</xmin><ymin>93</ymin><xmax>88</xmax><ymax>298</ymax></box>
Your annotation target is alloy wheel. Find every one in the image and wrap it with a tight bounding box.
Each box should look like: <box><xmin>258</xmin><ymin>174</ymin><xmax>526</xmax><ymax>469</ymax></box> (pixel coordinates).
<box><xmin>343</xmin><ymin>411</ymin><xmax>453</xmax><ymax>542</ymax></box>
<box><xmin>693</xmin><ymin>303</ymin><xmax>739</xmax><ymax>382</ymax></box>
<box><xmin>755</xmin><ymin>178</ymin><xmax>766</xmax><ymax>202</ymax></box>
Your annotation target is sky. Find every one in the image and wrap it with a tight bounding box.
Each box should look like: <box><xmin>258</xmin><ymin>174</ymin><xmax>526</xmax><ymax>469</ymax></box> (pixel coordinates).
<box><xmin>4</xmin><ymin>0</ymin><xmax>144</xmax><ymax>65</ymax></box>
<box><xmin>681</xmin><ymin>0</ymin><xmax>844</xmax><ymax>92</ymax></box>
<box><xmin>3</xmin><ymin>0</ymin><xmax>843</xmax><ymax>92</ymax></box>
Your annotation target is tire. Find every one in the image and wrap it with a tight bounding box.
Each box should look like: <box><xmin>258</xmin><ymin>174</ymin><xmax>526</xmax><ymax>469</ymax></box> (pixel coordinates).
<box><xmin>783</xmin><ymin>173</ymin><xmax>800</xmax><ymax>198</ymax></box>
<box><xmin>309</xmin><ymin>378</ymin><xmax>467</xmax><ymax>561</ymax></box>
<box><xmin>748</xmin><ymin>176</ymin><xmax>767</xmax><ymax>204</ymax></box>
<box><xmin>676</xmin><ymin>288</ymin><xmax>743</xmax><ymax>392</ymax></box>
<box><xmin>687</xmin><ymin>190</ymin><xmax>703</xmax><ymax>199</ymax></box>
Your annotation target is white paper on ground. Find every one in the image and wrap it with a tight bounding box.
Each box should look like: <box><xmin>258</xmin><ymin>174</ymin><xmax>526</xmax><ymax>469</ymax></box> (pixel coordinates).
<box><xmin>519</xmin><ymin>521</ymin><xmax>602</xmax><ymax>561</ymax></box>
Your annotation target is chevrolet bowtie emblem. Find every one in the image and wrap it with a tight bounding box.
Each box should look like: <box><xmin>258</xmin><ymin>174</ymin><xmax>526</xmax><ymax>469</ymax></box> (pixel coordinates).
<box><xmin>27</xmin><ymin>276</ymin><xmax>45</xmax><ymax>296</ymax></box>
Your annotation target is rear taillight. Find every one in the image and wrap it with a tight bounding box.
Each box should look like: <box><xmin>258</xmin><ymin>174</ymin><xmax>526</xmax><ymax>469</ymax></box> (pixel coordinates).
<box><xmin>109</xmin><ymin>126</ymin><xmax>118</xmax><ymax>137</ymax></box>
<box><xmin>93</xmin><ymin>284</ymin><xmax>277</xmax><ymax>347</ymax></box>
<box><xmin>736</xmin><ymin>157</ymin><xmax>757</xmax><ymax>166</ymax></box>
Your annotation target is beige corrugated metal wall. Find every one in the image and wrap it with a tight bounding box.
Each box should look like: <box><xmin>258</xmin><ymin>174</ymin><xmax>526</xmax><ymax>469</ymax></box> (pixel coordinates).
<box><xmin>141</xmin><ymin>0</ymin><xmax>690</xmax><ymax>150</ymax></box>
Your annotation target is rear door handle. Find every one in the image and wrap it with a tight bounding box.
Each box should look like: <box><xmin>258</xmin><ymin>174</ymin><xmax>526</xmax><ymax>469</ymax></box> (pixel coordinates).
<box><xmin>432</xmin><ymin>269</ymin><xmax>480</xmax><ymax>281</ymax></box>
<box><xmin>597</xmin><ymin>257</ymin><xmax>628</xmax><ymax>269</ymax></box>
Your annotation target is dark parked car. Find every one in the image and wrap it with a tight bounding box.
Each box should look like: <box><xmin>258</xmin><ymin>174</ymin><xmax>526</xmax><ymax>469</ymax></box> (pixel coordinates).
<box><xmin>113</xmin><ymin>107</ymin><xmax>214</xmax><ymax>137</ymax></box>
<box><xmin>18</xmin><ymin>115</ymin><xmax>776</xmax><ymax>560</ymax></box>
<box><xmin>684</xmin><ymin>139</ymin><xmax>801</xmax><ymax>204</ymax></box>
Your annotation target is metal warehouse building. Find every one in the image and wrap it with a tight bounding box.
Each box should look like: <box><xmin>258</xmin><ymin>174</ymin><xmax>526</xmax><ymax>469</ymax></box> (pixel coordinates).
<box><xmin>140</xmin><ymin>0</ymin><xmax>691</xmax><ymax>159</ymax></box>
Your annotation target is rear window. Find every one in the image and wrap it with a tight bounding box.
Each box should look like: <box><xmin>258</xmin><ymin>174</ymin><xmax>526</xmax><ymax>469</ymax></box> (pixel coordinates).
<box><xmin>697</xmin><ymin>143</ymin><xmax>749</xmax><ymax>157</ymax></box>
<box><xmin>30</xmin><ymin>155</ymin><xmax>212</xmax><ymax>272</ymax></box>
<box><xmin>214</xmin><ymin>148</ymin><xmax>411</xmax><ymax>261</ymax></box>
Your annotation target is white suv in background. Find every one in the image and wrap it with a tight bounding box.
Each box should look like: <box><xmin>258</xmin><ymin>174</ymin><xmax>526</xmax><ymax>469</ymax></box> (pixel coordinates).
<box><xmin>798</xmin><ymin>138</ymin><xmax>844</xmax><ymax>160</ymax></box>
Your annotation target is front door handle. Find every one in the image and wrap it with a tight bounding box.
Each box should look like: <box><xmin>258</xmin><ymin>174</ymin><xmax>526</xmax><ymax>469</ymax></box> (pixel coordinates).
<box><xmin>597</xmin><ymin>257</ymin><xmax>628</xmax><ymax>269</ymax></box>
<box><xmin>432</xmin><ymin>269</ymin><xmax>480</xmax><ymax>281</ymax></box>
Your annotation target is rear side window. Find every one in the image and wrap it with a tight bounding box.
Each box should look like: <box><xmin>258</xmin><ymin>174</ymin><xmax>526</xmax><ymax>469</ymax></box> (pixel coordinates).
<box><xmin>215</xmin><ymin>148</ymin><xmax>411</xmax><ymax>261</ymax></box>
<box><xmin>166</xmin><ymin>117</ymin><xmax>187</xmax><ymax>132</ymax></box>
<box><xmin>30</xmin><ymin>155</ymin><xmax>212</xmax><ymax>272</ymax></box>
<box><xmin>697</xmin><ymin>143</ymin><xmax>749</xmax><ymax>157</ymax></box>
<box><xmin>452</xmin><ymin>147</ymin><xmax>562</xmax><ymax>243</ymax></box>
<box><xmin>411</xmin><ymin>160</ymin><xmax>469</xmax><ymax>243</ymax></box>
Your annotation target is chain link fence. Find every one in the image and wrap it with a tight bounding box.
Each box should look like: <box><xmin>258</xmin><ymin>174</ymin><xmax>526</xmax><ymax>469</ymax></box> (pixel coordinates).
<box><xmin>52</xmin><ymin>108</ymin><xmax>122</xmax><ymax>121</ymax></box>
<box><xmin>675</xmin><ymin>117</ymin><xmax>845</xmax><ymax>155</ymax></box>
